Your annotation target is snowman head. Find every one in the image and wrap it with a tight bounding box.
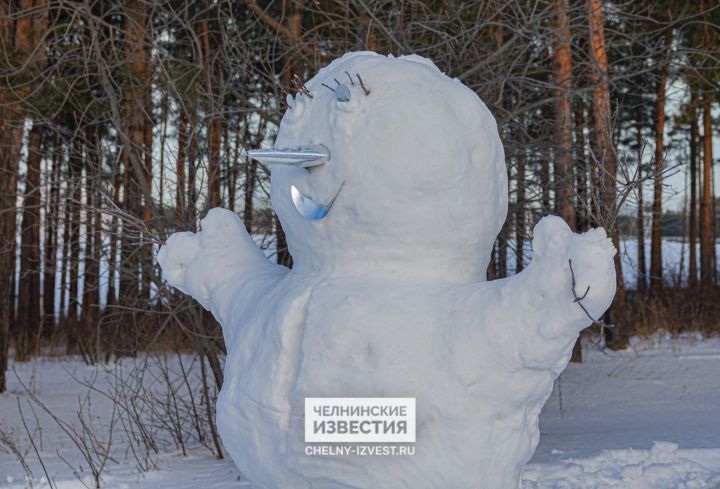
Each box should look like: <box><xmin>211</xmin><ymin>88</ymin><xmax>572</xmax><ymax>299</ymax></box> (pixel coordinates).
<box><xmin>252</xmin><ymin>52</ymin><xmax>507</xmax><ymax>283</ymax></box>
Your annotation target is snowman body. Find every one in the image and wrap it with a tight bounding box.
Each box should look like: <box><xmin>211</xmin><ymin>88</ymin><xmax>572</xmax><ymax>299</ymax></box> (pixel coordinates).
<box><xmin>214</xmin><ymin>271</ymin><xmax>554</xmax><ymax>489</ymax></box>
<box><xmin>158</xmin><ymin>52</ymin><xmax>616</xmax><ymax>489</ymax></box>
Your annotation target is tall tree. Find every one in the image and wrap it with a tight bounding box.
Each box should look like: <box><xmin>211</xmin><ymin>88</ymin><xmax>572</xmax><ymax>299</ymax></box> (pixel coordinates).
<box><xmin>515</xmin><ymin>114</ymin><xmax>526</xmax><ymax>273</ymax></box>
<box><xmin>635</xmin><ymin>123</ymin><xmax>647</xmax><ymax>292</ymax></box>
<box><xmin>81</xmin><ymin>126</ymin><xmax>102</xmax><ymax>362</ymax></box>
<box><xmin>115</xmin><ymin>0</ymin><xmax>152</xmax><ymax>355</ymax></box>
<box><xmin>574</xmin><ymin>98</ymin><xmax>588</xmax><ymax>231</ymax></box>
<box><xmin>698</xmin><ymin>1</ymin><xmax>717</xmax><ymax>286</ymax></box>
<box><xmin>689</xmin><ymin>91</ymin><xmax>699</xmax><ymax>287</ymax></box>
<box><xmin>2</xmin><ymin>0</ymin><xmax>49</xmax><ymax>375</ymax></box>
<box><xmin>199</xmin><ymin>0</ymin><xmax>222</xmax><ymax>209</ymax></box>
<box><xmin>552</xmin><ymin>0</ymin><xmax>576</xmax><ymax>228</ymax></box>
<box><xmin>43</xmin><ymin>137</ymin><xmax>61</xmax><ymax>335</ymax></box>
<box><xmin>586</xmin><ymin>0</ymin><xmax>627</xmax><ymax>349</ymax></box>
<box><xmin>176</xmin><ymin>112</ymin><xmax>187</xmax><ymax>223</ymax></box>
<box><xmin>649</xmin><ymin>27</ymin><xmax>673</xmax><ymax>290</ymax></box>
<box><xmin>15</xmin><ymin>123</ymin><xmax>44</xmax><ymax>361</ymax></box>
<box><xmin>65</xmin><ymin>136</ymin><xmax>82</xmax><ymax>351</ymax></box>
<box><xmin>700</xmin><ymin>87</ymin><xmax>715</xmax><ymax>285</ymax></box>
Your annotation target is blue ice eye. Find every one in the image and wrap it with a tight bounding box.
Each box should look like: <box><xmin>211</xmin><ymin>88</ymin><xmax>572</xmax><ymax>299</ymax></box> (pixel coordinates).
<box><xmin>335</xmin><ymin>84</ymin><xmax>351</xmax><ymax>103</ymax></box>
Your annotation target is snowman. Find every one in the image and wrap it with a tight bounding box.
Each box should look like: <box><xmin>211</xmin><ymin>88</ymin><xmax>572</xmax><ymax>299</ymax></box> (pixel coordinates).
<box><xmin>158</xmin><ymin>52</ymin><xmax>616</xmax><ymax>489</ymax></box>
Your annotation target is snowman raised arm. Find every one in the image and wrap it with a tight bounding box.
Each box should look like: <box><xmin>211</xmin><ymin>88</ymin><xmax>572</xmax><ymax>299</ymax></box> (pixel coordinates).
<box><xmin>158</xmin><ymin>52</ymin><xmax>616</xmax><ymax>489</ymax></box>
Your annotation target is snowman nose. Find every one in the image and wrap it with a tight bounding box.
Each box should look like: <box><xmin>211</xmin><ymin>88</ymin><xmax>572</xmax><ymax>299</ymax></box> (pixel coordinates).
<box><xmin>247</xmin><ymin>145</ymin><xmax>329</xmax><ymax>168</ymax></box>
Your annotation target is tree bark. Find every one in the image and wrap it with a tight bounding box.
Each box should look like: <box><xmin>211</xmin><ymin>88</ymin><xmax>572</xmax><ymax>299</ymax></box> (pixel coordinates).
<box><xmin>700</xmin><ymin>90</ymin><xmax>715</xmax><ymax>285</ymax></box>
<box><xmin>81</xmin><ymin>126</ymin><xmax>101</xmax><ymax>363</ymax></box>
<box><xmin>114</xmin><ymin>0</ymin><xmax>150</xmax><ymax>357</ymax></box>
<box><xmin>243</xmin><ymin>154</ymin><xmax>258</xmax><ymax>232</ymax></box>
<box><xmin>176</xmin><ymin>111</ymin><xmax>187</xmax><ymax>224</ymax></box>
<box><xmin>574</xmin><ymin>98</ymin><xmax>588</xmax><ymax>231</ymax></box>
<box><xmin>649</xmin><ymin>27</ymin><xmax>672</xmax><ymax>291</ymax></box>
<box><xmin>0</xmin><ymin>0</ymin><xmax>49</xmax><ymax>390</ymax></box>
<box><xmin>65</xmin><ymin>138</ymin><xmax>82</xmax><ymax>353</ymax></box>
<box><xmin>689</xmin><ymin>91</ymin><xmax>698</xmax><ymax>287</ymax></box>
<box><xmin>554</xmin><ymin>0</ymin><xmax>578</xmax><ymax>361</ymax></box>
<box><xmin>43</xmin><ymin>136</ymin><xmax>60</xmax><ymax>336</ymax></box>
<box><xmin>15</xmin><ymin>123</ymin><xmax>43</xmax><ymax>362</ymax></box>
<box><xmin>228</xmin><ymin>126</ymin><xmax>240</xmax><ymax>213</ymax></box>
<box><xmin>275</xmin><ymin>0</ymin><xmax>305</xmax><ymax>268</ymax></box>
<box><xmin>552</xmin><ymin>0</ymin><xmax>576</xmax><ymax>228</ymax></box>
<box><xmin>187</xmin><ymin>109</ymin><xmax>199</xmax><ymax>228</ymax></box>
<box><xmin>586</xmin><ymin>0</ymin><xmax>627</xmax><ymax>349</ymax></box>
<box><xmin>106</xmin><ymin>161</ymin><xmax>121</xmax><ymax>308</ymax></box>
<box><xmin>199</xmin><ymin>1</ymin><xmax>222</xmax><ymax>210</ymax></box>
<box><xmin>515</xmin><ymin>115</ymin><xmax>526</xmax><ymax>273</ymax></box>
<box><xmin>636</xmin><ymin>123</ymin><xmax>647</xmax><ymax>292</ymax></box>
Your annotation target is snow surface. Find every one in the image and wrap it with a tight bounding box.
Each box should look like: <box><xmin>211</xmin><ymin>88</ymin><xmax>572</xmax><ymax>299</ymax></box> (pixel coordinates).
<box><xmin>157</xmin><ymin>52</ymin><xmax>616</xmax><ymax>488</ymax></box>
<box><xmin>1</xmin><ymin>335</ymin><xmax>719</xmax><ymax>488</ymax></box>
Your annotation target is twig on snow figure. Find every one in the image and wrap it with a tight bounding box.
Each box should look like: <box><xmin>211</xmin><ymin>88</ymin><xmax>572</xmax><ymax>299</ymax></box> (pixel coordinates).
<box><xmin>355</xmin><ymin>73</ymin><xmax>370</xmax><ymax>95</ymax></box>
<box><xmin>568</xmin><ymin>259</ymin><xmax>613</xmax><ymax>335</ymax></box>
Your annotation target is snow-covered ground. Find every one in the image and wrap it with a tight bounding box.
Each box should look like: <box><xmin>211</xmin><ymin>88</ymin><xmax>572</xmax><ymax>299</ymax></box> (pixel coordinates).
<box><xmin>1</xmin><ymin>335</ymin><xmax>719</xmax><ymax>488</ymax></box>
<box><xmin>526</xmin><ymin>335</ymin><xmax>720</xmax><ymax>488</ymax></box>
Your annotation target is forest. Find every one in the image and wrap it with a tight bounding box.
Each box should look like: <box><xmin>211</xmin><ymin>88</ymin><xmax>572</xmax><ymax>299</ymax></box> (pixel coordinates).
<box><xmin>0</xmin><ymin>0</ymin><xmax>719</xmax><ymax>395</ymax></box>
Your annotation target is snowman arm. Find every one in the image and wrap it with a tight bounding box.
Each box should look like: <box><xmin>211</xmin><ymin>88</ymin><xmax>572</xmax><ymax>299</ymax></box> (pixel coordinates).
<box><xmin>157</xmin><ymin>208</ymin><xmax>289</xmax><ymax>324</ymax></box>
<box><xmin>486</xmin><ymin>216</ymin><xmax>617</xmax><ymax>368</ymax></box>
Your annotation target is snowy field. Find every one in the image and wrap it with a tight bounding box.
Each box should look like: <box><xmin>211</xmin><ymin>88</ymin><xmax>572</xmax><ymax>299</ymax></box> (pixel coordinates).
<box><xmin>617</xmin><ymin>239</ymin><xmax>712</xmax><ymax>289</ymax></box>
<box><xmin>0</xmin><ymin>335</ymin><xmax>719</xmax><ymax>488</ymax></box>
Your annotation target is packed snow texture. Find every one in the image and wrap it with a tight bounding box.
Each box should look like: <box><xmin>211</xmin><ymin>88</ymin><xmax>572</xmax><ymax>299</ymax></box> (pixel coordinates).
<box><xmin>157</xmin><ymin>52</ymin><xmax>617</xmax><ymax>488</ymax></box>
<box><xmin>3</xmin><ymin>335</ymin><xmax>720</xmax><ymax>488</ymax></box>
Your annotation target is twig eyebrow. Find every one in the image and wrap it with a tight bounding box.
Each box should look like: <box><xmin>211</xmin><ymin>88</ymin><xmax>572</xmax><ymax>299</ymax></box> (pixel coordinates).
<box><xmin>355</xmin><ymin>73</ymin><xmax>370</xmax><ymax>95</ymax></box>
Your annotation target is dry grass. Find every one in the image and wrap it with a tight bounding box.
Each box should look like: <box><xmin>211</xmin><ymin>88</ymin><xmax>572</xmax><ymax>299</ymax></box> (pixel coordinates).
<box><xmin>621</xmin><ymin>287</ymin><xmax>720</xmax><ymax>338</ymax></box>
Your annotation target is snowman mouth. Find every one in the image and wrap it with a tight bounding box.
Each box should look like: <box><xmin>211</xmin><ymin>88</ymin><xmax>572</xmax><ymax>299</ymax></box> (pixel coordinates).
<box><xmin>248</xmin><ymin>145</ymin><xmax>342</xmax><ymax>220</ymax></box>
<box><xmin>291</xmin><ymin>183</ymin><xmax>343</xmax><ymax>220</ymax></box>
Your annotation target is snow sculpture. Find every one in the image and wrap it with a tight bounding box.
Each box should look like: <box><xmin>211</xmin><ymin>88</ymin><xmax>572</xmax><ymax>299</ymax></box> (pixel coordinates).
<box><xmin>158</xmin><ymin>52</ymin><xmax>616</xmax><ymax>489</ymax></box>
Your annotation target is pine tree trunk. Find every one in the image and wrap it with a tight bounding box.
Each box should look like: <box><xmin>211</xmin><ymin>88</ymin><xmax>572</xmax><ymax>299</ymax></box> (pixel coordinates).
<box><xmin>586</xmin><ymin>0</ymin><xmax>627</xmax><ymax>349</ymax></box>
<box><xmin>115</xmin><ymin>0</ymin><xmax>150</xmax><ymax>356</ymax></box>
<box><xmin>574</xmin><ymin>98</ymin><xmax>588</xmax><ymax>231</ymax></box>
<box><xmin>0</xmin><ymin>0</ymin><xmax>48</xmax><ymax>391</ymax></box>
<box><xmin>176</xmin><ymin>112</ymin><xmax>187</xmax><ymax>224</ymax></box>
<box><xmin>106</xmin><ymin>163</ymin><xmax>121</xmax><ymax>308</ymax></box>
<box><xmin>58</xmin><ymin>190</ymin><xmax>71</xmax><ymax>330</ymax></box>
<box><xmin>66</xmin><ymin>139</ymin><xmax>82</xmax><ymax>354</ymax></box>
<box><xmin>649</xmin><ymin>28</ymin><xmax>672</xmax><ymax>291</ymax></box>
<box><xmin>700</xmin><ymin>91</ymin><xmax>715</xmax><ymax>285</ymax></box>
<box><xmin>552</xmin><ymin>0</ymin><xmax>576</xmax><ymax>228</ymax></box>
<box><xmin>498</xmin><ymin>223</ymin><xmax>508</xmax><ymax>278</ymax></box>
<box><xmin>0</xmin><ymin>120</ymin><xmax>22</xmax><ymax>390</ymax></box>
<box><xmin>689</xmin><ymin>92</ymin><xmax>698</xmax><ymax>287</ymax></box>
<box><xmin>186</xmin><ymin>98</ymin><xmax>199</xmax><ymax>229</ymax></box>
<box><xmin>515</xmin><ymin>114</ymin><xmax>526</xmax><ymax>273</ymax></box>
<box><xmin>81</xmin><ymin>127</ymin><xmax>101</xmax><ymax>363</ymax></box>
<box><xmin>43</xmin><ymin>137</ymin><xmax>60</xmax><ymax>337</ymax></box>
<box><xmin>636</xmin><ymin>124</ymin><xmax>647</xmax><ymax>292</ymax></box>
<box><xmin>554</xmin><ymin>0</ymin><xmax>581</xmax><ymax>362</ymax></box>
<box><xmin>15</xmin><ymin>122</ymin><xmax>43</xmax><ymax>362</ymax></box>
<box><xmin>199</xmin><ymin>2</ymin><xmax>222</xmax><ymax>210</ymax></box>
<box><xmin>243</xmin><ymin>155</ymin><xmax>258</xmax><ymax>232</ymax></box>
<box><xmin>142</xmin><ymin>113</ymin><xmax>153</xmax><ymax>300</ymax></box>
<box><xmin>228</xmin><ymin>127</ymin><xmax>240</xmax><ymax>213</ymax></box>
<box><xmin>541</xmin><ymin>158</ymin><xmax>551</xmax><ymax>214</ymax></box>
<box><xmin>274</xmin><ymin>0</ymin><xmax>305</xmax><ymax>268</ymax></box>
